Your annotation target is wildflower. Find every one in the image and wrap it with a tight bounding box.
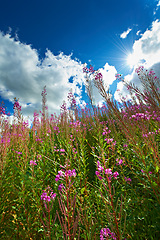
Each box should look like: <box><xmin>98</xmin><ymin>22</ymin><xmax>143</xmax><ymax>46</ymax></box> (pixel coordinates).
<box><xmin>58</xmin><ymin>170</ymin><xmax>64</xmax><ymax>177</ymax></box>
<box><xmin>41</xmin><ymin>188</ymin><xmax>56</xmax><ymax>202</ymax></box>
<box><xmin>30</xmin><ymin>160</ymin><xmax>37</xmax><ymax>166</ymax></box>
<box><xmin>105</xmin><ymin>168</ymin><xmax>112</xmax><ymax>175</ymax></box>
<box><xmin>123</xmin><ymin>144</ymin><xmax>128</xmax><ymax>148</ymax></box>
<box><xmin>113</xmin><ymin>171</ymin><xmax>119</xmax><ymax>179</ymax></box>
<box><xmin>125</xmin><ymin>177</ymin><xmax>131</xmax><ymax>183</ymax></box>
<box><xmin>97</xmin><ymin>161</ymin><xmax>104</xmax><ymax>172</ymax></box>
<box><xmin>72</xmin><ymin>169</ymin><xmax>76</xmax><ymax>177</ymax></box>
<box><xmin>115</xmin><ymin>73</ymin><xmax>122</xmax><ymax>80</ymax></box>
<box><xmin>55</xmin><ymin>175</ymin><xmax>60</xmax><ymax>182</ymax></box>
<box><xmin>58</xmin><ymin>183</ymin><xmax>65</xmax><ymax>191</ymax></box>
<box><xmin>148</xmin><ymin>70</ymin><xmax>155</xmax><ymax>76</ymax></box>
<box><xmin>105</xmin><ymin>138</ymin><xmax>114</xmax><ymax>143</ymax></box>
<box><xmin>83</xmin><ymin>66</ymin><xmax>89</xmax><ymax>73</ymax></box>
<box><xmin>95</xmin><ymin>171</ymin><xmax>103</xmax><ymax>180</ymax></box>
<box><xmin>60</xmin><ymin>148</ymin><xmax>65</xmax><ymax>152</ymax></box>
<box><xmin>95</xmin><ymin>72</ymin><xmax>103</xmax><ymax>81</ymax></box>
<box><xmin>116</xmin><ymin>158</ymin><xmax>123</xmax><ymax>165</ymax></box>
<box><xmin>135</xmin><ymin>66</ymin><xmax>144</xmax><ymax>74</ymax></box>
<box><xmin>89</xmin><ymin>66</ymin><xmax>94</xmax><ymax>73</ymax></box>
<box><xmin>100</xmin><ymin>227</ymin><xmax>116</xmax><ymax>240</ymax></box>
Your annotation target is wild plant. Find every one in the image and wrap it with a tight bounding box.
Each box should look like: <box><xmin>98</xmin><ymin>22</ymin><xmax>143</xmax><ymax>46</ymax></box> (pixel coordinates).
<box><xmin>0</xmin><ymin>65</ymin><xmax>160</xmax><ymax>239</ymax></box>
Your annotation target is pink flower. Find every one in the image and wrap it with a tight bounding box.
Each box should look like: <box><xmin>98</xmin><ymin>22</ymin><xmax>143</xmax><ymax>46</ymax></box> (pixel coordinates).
<box><xmin>41</xmin><ymin>188</ymin><xmax>56</xmax><ymax>202</ymax></box>
<box><xmin>105</xmin><ymin>168</ymin><xmax>112</xmax><ymax>175</ymax></box>
<box><xmin>55</xmin><ymin>175</ymin><xmax>60</xmax><ymax>182</ymax></box>
<box><xmin>30</xmin><ymin>160</ymin><xmax>37</xmax><ymax>166</ymax></box>
<box><xmin>113</xmin><ymin>171</ymin><xmax>119</xmax><ymax>179</ymax></box>
<box><xmin>116</xmin><ymin>158</ymin><xmax>123</xmax><ymax>165</ymax></box>
<box><xmin>72</xmin><ymin>169</ymin><xmax>76</xmax><ymax>177</ymax></box>
<box><xmin>89</xmin><ymin>66</ymin><xmax>94</xmax><ymax>73</ymax></box>
<box><xmin>58</xmin><ymin>170</ymin><xmax>64</xmax><ymax>177</ymax></box>
<box><xmin>95</xmin><ymin>72</ymin><xmax>103</xmax><ymax>81</ymax></box>
<box><xmin>125</xmin><ymin>177</ymin><xmax>131</xmax><ymax>183</ymax></box>
<box><xmin>58</xmin><ymin>183</ymin><xmax>65</xmax><ymax>191</ymax></box>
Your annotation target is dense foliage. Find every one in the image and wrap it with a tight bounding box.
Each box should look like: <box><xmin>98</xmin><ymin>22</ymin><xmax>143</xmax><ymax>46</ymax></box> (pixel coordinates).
<box><xmin>0</xmin><ymin>66</ymin><xmax>160</xmax><ymax>239</ymax></box>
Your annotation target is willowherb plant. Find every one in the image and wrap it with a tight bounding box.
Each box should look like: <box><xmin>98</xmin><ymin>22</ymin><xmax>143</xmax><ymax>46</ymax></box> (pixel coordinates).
<box><xmin>1</xmin><ymin>72</ymin><xmax>160</xmax><ymax>239</ymax></box>
<box><xmin>40</xmin><ymin>186</ymin><xmax>57</xmax><ymax>240</ymax></box>
<box><xmin>55</xmin><ymin>164</ymin><xmax>79</xmax><ymax>240</ymax></box>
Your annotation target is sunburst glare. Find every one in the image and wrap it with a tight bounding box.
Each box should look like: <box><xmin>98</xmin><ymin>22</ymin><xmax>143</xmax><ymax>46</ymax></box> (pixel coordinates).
<box><xmin>127</xmin><ymin>53</ymin><xmax>140</xmax><ymax>68</ymax></box>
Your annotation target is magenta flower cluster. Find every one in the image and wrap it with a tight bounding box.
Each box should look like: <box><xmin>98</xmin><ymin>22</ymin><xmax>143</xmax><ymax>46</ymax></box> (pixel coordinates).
<box><xmin>116</xmin><ymin>158</ymin><xmax>123</xmax><ymax>165</ymax></box>
<box><xmin>41</xmin><ymin>187</ymin><xmax>56</xmax><ymax>202</ymax></box>
<box><xmin>124</xmin><ymin>177</ymin><xmax>132</xmax><ymax>183</ymax></box>
<box><xmin>100</xmin><ymin>227</ymin><xmax>116</xmax><ymax>240</ymax></box>
<box><xmin>13</xmin><ymin>100</ymin><xmax>21</xmax><ymax>111</ymax></box>
<box><xmin>95</xmin><ymin>72</ymin><xmax>103</xmax><ymax>81</ymax></box>
<box><xmin>83</xmin><ymin>65</ymin><xmax>103</xmax><ymax>82</ymax></box>
<box><xmin>95</xmin><ymin>161</ymin><xmax>119</xmax><ymax>180</ymax></box>
<box><xmin>55</xmin><ymin>168</ymin><xmax>76</xmax><ymax>191</ymax></box>
<box><xmin>55</xmin><ymin>169</ymin><xmax>76</xmax><ymax>181</ymax></box>
<box><xmin>135</xmin><ymin>66</ymin><xmax>144</xmax><ymax>74</ymax></box>
<box><xmin>30</xmin><ymin>160</ymin><xmax>37</xmax><ymax>166</ymax></box>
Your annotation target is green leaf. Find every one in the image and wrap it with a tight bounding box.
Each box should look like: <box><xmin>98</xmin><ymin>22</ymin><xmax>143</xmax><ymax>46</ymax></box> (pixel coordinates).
<box><xmin>155</xmin><ymin>165</ymin><xmax>159</xmax><ymax>173</ymax></box>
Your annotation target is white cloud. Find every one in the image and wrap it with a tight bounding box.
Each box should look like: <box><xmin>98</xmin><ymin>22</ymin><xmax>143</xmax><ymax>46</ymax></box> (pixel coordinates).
<box><xmin>120</xmin><ymin>28</ymin><xmax>132</xmax><ymax>39</ymax></box>
<box><xmin>115</xmin><ymin>19</ymin><xmax>160</xmax><ymax>101</ymax></box>
<box><xmin>0</xmin><ymin>31</ymin><xmax>85</xmax><ymax>121</ymax></box>
<box><xmin>136</xmin><ymin>30</ymin><xmax>141</xmax><ymax>36</ymax></box>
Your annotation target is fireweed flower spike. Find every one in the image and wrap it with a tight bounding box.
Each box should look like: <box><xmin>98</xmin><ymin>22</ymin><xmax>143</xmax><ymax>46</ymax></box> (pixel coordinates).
<box><xmin>100</xmin><ymin>227</ymin><xmax>117</xmax><ymax>240</ymax></box>
<box><xmin>95</xmin><ymin>72</ymin><xmax>103</xmax><ymax>81</ymax></box>
<box><xmin>41</xmin><ymin>187</ymin><xmax>56</xmax><ymax>202</ymax></box>
<box><xmin>55</xmin><ymin>168</ymin><xmax>76</xmax><ymax>183</ymax></box>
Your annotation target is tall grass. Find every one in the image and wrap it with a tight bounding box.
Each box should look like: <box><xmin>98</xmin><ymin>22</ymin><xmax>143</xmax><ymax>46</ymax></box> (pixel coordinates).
<box><xmin>0</xmin><ymin>66</ymin><xmax>160</xmax><ymax>239</ymax></box>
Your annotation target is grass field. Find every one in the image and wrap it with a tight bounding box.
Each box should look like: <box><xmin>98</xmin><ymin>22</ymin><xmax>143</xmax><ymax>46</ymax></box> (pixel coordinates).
<box><xmin>0</xmin><ymin>66</ymin><xmax>160</xmax><ymax>239</ymax></box>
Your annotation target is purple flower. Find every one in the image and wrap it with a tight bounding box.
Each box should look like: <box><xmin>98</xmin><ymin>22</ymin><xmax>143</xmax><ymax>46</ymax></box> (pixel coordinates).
<box><xmin>55</xmin><ymin>174</ymin><xmax>60</xmax><ymax>182</ymax></box>
<box><xmin>113</xmin><ymin>171</ymin><xmax>119</xmax><ymax>179</ymax></box>
<box><xmin>72</xmin><ymin>169</ymin><xmax>76</xmax><ymax>177</ymax></box>
<box><xmin>30</xmin><ymin>160</ymin><xmax>37</xmax><ymax>166</ymax></box>
<box><xmin>89</xmin><ymin>66</ymin><xmax>94</xmax><ymax>73</ymax></box>
<box><xmin>58</xmin><ymin>183</ymin><xmax>65</xmax><ymax>191</ymax></box>
<box><xmin>100</xmin><ymin>227</ymin><xmax>116</xmax><ymax>240</ymax></box>
<box><xmin>95</xmin><ymin>171</ymin><xmax>100</xmax><ymax>176</ymax></box>
<box><xmin>125</xmin><ymin>177</ymin><xmax>131</xmax><ymax>183</ymax></box>
<box><xmin>95</xmin><ymin>72</ymin><xmax>103</xmax><ymax>81</ymax></box>
<box><xmin>98</xmin><ymin>165</ymin><xmax>104</xmax><ymax>172</ymax></box>
<box><xmin>116</xmin><ymin>158</ymin><xmax>123</xmax><ymax>165</ymax></box>
<box><xmin>51</xmin><ymin>192</ymin><xmax>56</xmax><ymax>199</ymax></box>
<box><xmin>58</xmin><ymin>170</ymin><xmax>64</xmax><ymax>177</ymax></box>
<box><xmin>105</xmin><ymin>168</ymin><xmax>112</xmax><ymax>175</ymax></box>
<box><xmin>41</xmin><ymin>187</ymin><xmax>56</xmax><ymax>202</ymax></box>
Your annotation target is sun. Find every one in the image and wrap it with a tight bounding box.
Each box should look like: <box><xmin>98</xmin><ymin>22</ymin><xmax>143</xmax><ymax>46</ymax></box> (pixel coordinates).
<box><xmin>127</xmin><ymin>53</ymin><xmax>139</xmax><ymax>68</ymax></box>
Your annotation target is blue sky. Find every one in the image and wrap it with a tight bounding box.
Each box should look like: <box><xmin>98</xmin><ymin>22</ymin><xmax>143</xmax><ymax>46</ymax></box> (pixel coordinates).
<box><xmin>0</xmin><ymin>0</ymin><xmax>160</xmax><ymax>123</ymax></box>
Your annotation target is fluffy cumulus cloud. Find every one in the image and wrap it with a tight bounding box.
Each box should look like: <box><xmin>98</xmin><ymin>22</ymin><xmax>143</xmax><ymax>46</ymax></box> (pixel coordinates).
<box><xmin>0</xmin><ymin>31</ymin><xmax>86</xmax><ymax>121</ymax></box>
<box><xmin>115</xmin><ymin>19</ymin><xmax>160</xmax><ymax>101</ymax></box>
<box><xmin>120</xmin><ymin>28</ymin><xmax>132</xmax><ymax>39</ymax></box>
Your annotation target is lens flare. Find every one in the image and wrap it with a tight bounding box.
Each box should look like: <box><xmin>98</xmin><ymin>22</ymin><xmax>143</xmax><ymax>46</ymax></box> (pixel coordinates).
<box><xmin>127</xmin><ymin>53</ymin><xmax>139</xmax><ymax>68</ymax></box>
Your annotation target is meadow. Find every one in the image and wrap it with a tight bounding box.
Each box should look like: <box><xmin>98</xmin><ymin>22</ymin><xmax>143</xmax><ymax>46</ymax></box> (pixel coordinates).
<box><xmin>0</xmin><ymin>66</ymin><xmax>160</xmax><ymax>239</ymax></box>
